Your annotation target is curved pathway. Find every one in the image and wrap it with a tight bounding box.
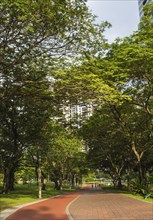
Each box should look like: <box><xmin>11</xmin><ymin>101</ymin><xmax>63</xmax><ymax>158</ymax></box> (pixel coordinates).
<box><xmin>3</xmin><ymin>187</ymin><xmax>153</xmax><ymax>220</ymax></box>
<box><xmin>5</xmin><ymin>193</ymin><xmax>80</xmax><ymax>220</ymax></box>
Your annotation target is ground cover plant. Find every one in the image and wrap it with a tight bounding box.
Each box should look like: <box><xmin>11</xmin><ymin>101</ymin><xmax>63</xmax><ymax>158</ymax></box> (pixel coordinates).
<box><xmin>0</xmin><ymin>183</ymin><xmax>77</xmax><ymax>211</ymax></box>
<box><xmin>100</xmin><ymin>185</ymin><xmax>153</xmax><ymax>203</ymax></box>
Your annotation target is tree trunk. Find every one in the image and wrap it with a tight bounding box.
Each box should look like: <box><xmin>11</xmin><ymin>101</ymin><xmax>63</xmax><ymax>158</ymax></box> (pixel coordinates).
<box><xmin>8</xmin><ymin>168</ymin><xmax>15</xmax><ymax>191</ymax></box>
<box><xmin>54</xmin><ymin>180</ymin><xmax>60</xmax><ymax>190</ymax></box>
<box><xmin>37</xmin><ymin>165</ymin><xmax>42</xmax><ymax>198</ymax></box>
<box><xmin>37</xmin><ymin>146</ymin><xmax>42</xmax><ymax>198</ymax></box>
<box><xmin>54</xmin><ymin>180</ymin><xmax>58</xmax><ymax>190</ymax></box>
<box><xmin>41</xmin><ymin>172</ymin><xmax>46</xmax><ymax>190</ymax></box>
<box><xmin>2</xmin><ymin>167</ymin><xmax>10</xmax><ymax>194</ymax></box>
<box><xmin>131</xmin><ymin>141</ymin><xmax>144</xmax><ymax>185</ymax></box>
<box><xmin>54</xmin><ymin>179</ymin><xmax>62</xmax><ymax>190</ymax></box>
<box><xmin>2</xmin><ymin>164</ymin><xmax>17</xmax><ymax>193</ymax></box>
<box><xmin>138</xmin><ymin>161</ymin><xmax>143</xmax><ymax>185</ymax></box>
<box><xmin>117</xmin><ymin>177</ymin><xmax>122</xmax><ymax>190</ymax></box>
<box><xmin>37</xmin><ymin>154</ymin><xmax>42</xmax><ymax>198</ymax></box>
<box><xmin>59</xmin><ymin>178</ymin><xmax>62</xmax><ymax>190</ymax></box>
<box><xmin>75</xmin><ymin>176</ymin><xmax>78</xmax><ymax>186</ymax></box>
<box><xmin>126</xmin><ymin>174</ymin><xmax>131</xmax><ymax>191</ymax></box>
<box><xmin>35</xmin><ymin>167</ymin><xmax>38</xmax><ymax>185</ymax></box>
<box><xmin>71</xmin><ymin>174</ymin><xmax>75</xmax><ymax>187</ymax></box>
<box><xmin>112</xmin><ymin>179</ymin><xmax>117</xmax><ymax>188</ymax></box>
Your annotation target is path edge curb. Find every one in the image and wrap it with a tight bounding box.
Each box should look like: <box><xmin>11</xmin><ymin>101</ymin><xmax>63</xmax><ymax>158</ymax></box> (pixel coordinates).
<box><xmin>66</xmin><ymin>195</ymin><xmax>81</xmax><ymax>220</ymax></box>
<box><xmin>0</xmin><ymin>194</ymin><xmax>61</xmax><ymax>220</ymax></box>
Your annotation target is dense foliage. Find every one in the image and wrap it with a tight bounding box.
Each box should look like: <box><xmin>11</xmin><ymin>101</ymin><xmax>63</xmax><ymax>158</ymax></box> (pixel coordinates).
<box><xmin>0</xmin><ymin>0</ymin><xmax>152</xmax><ymax>198</ymax></box>
<box><xmin>81</xmin><ymin>2</ymin><xmax>153</xmax><ymax>192</ymax></box>
<box><xmin>0</xmin><ymin>0</ymin><xmax>108</xmax><ymax>195</ymax></box>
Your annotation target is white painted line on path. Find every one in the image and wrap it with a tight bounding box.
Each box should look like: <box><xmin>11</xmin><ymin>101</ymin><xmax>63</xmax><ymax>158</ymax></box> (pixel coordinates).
<box><xmin>66</xmin><ymin>195</ymin><xmax>81</xmax><ymax>220</ymax></box>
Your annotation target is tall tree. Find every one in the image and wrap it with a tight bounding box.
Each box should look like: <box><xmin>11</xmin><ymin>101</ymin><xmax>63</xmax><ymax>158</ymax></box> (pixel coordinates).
<box><xmin>45</xmin><ymin>126</ymin><xmax>84</xmax><ymax>190</ymax></box>
<box><xmin>0</xmin><ymin>0</ymin><xmax>108</xmax><ymax>193</ymax></box>
<box><xmin>80</xmin><ymin>3</ymin><xmax>153</xmax><ymax>187</ymax></box>
<box><xmin>81</xmin><ymin>106</ymin><xmax>132</xmax><ymax>189</ymax></box>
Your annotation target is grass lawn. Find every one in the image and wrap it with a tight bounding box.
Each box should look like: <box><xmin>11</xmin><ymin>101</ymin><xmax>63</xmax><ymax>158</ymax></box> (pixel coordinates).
<box><xmin>101</xmin><ymin>185</ymin><xmax>153</xmax><ymax>203</ymax></box>
<box><xmin>0</xmin><ymin>183</ymin><xmax>76</xmax><ymax>211</ymax></box>
<box><xmin>122</xmin><ymin>192</ymin><xmax>153</xmax><ymax>203</ymax></box>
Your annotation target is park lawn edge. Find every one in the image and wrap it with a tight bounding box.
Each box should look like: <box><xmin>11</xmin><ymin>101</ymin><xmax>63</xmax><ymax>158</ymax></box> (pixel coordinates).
<box><xmin>101</xmin><ymin>186</ymin><xmax>153</xmax><ymax>203</ymax></box>
<box><xmin>120</xmin><ymin>192</ymin><xmax>153</xmax><ymax>203</ymax></box>
<box><xmin>0</xmin><ymin>184</ymin><xmax>79</xmax><ymax>211</ymax></box>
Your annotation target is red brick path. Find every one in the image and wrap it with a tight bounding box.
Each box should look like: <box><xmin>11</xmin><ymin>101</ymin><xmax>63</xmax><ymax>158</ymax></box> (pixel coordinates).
<box><xmin>5</xmin><ymin>187</ymin><xmax>153</xmax><ymax>220</ymax></box>
<box><xmin>6</xmin><ymin>193</ymin><xmax>80</xmax><ymax>220</ymax></box>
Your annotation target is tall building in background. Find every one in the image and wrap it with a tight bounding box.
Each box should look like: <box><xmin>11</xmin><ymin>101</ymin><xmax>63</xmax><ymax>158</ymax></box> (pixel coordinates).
<box><xmin>138</xmin><ymin>0</ymin><xmax>152</xmax><ymax>18</ymax></box>
<box><xmin>62</xmin><ymin>102</ymin><xmax>96</xmax><ymax>128</ymax></box>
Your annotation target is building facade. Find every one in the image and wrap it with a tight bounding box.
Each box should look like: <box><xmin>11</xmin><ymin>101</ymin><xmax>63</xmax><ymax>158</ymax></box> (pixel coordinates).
<box><xmin>138</xmin><ymin>0</ymin><xmax>152</xmax><ymax>18</ymax></box>
<box><xmin>62</xmin><ymin>102</ymin><xmax>95</xmax><ymax>128</ymax></box>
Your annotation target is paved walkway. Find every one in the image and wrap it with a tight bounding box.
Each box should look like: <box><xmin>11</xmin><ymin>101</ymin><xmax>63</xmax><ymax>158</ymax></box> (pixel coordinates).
<box><xmin>4</xmin><ymin>193</ymin><xmax>80</xmax><ymax>220</ymax></box>
<box><xmin>69</xmin><ymin>189</ymin><xmax>153</xmax><ymax>220</ymax></box>
<box><xmin>1</xmin><ymin>187</ymin><xmax>153</xmax><ymax>220</ymax></box>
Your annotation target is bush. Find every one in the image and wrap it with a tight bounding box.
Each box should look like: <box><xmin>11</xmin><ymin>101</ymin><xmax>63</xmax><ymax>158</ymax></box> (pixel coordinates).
<box><xmin>129</xmin><ymin>180</ymin><xmax>151</xmax><ymax>197</ymax></box>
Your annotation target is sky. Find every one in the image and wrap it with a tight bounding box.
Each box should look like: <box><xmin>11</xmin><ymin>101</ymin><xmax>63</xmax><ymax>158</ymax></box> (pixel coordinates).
<box><xmin>86</xmin><ymin>0</ymin><xmax>140</xmax><ymax>42</ymax></box>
